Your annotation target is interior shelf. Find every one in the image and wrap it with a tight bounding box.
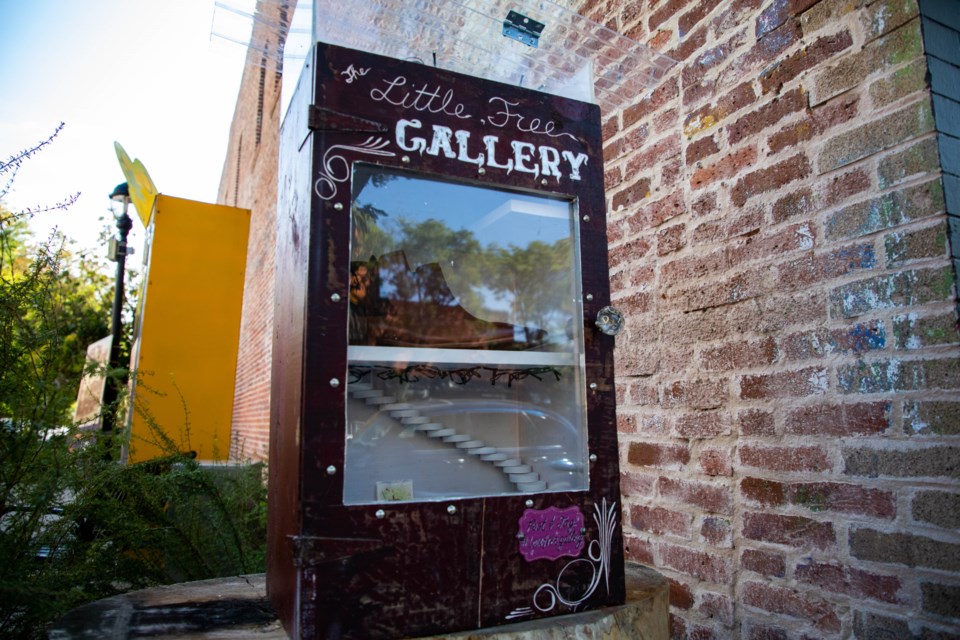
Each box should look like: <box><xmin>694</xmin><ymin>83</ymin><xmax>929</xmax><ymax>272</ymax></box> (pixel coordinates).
<box><xmin>347</xmin><ymin>346</ymin><xmax>576</xmax><ymax>367</ymax></box>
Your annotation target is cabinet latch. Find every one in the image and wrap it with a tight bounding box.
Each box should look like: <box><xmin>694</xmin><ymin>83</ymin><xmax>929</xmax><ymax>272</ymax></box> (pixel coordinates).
<box><xmin>502</xmin><ymin>11</ymin><xmax>545</xmax><ymax>48</ymax></box>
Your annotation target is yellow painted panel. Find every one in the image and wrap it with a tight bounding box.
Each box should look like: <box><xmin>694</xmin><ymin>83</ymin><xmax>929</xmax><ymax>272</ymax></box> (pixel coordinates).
<box><xmin>127</xmin><ymin>195</ymin><xmax>250</xmax><ymax>463</ymax></box>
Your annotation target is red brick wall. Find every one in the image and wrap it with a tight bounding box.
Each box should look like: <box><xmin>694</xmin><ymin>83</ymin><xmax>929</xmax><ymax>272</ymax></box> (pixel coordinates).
<box><xmin>216</xmin><ymin>1</ymin><xmax>290</xmax><ymax>461</ymax></box>
<box><xmin>583</xmin><ymin>0</ymin><xmax>960</xmax><ymax>636</ymax></box>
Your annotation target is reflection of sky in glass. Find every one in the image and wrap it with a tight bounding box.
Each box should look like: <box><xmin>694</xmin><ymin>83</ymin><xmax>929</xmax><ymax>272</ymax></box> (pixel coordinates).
<box><xmin>351</xmin><ymin>167</ymin><xmax>579</xmax><ymax>343</ymax></box>
<box><xmin>354</xmin><ymin>174</ymin><xmax>572</xmax><ymax>255</ymax></box>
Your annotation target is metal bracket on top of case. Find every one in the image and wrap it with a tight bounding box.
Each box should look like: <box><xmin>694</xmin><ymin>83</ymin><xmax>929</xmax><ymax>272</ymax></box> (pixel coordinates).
<box><xmin>502</xmin><ymin>11</ymin><xmax>545</xmax><ymax>48</ymax></box>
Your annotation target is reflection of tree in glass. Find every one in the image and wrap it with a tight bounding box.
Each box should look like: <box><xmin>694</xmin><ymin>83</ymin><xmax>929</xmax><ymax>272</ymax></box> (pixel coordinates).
<box><xmin>489</xmin><ymin>239</ymin><xmax>573</xmax><ymax>339</ymax></box>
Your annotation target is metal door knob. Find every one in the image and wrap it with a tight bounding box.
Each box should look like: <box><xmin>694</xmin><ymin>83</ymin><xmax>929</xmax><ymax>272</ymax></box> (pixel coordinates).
<box><xmin>595</xmin><ymin>306</ymin><xmax>624</xmax><ymax>336</ymax></box>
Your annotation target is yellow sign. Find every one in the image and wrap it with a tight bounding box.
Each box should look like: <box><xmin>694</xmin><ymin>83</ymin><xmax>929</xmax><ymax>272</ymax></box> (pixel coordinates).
<box><xmin>114</xmin><ymin>141</ymin><xmax>158</xmax><ymax>227</ymax></box>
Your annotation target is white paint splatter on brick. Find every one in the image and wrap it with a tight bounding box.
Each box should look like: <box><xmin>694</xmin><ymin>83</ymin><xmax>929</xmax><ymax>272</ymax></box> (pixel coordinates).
<box><xmin>808</xmin><ymin>368</ymin><xmax>829</xmax><ymax>393</ymax></box>
<box><xmin>797</xmin><ymin>224</ymin><xmax>814</xmax><ymax>250</ymax></box>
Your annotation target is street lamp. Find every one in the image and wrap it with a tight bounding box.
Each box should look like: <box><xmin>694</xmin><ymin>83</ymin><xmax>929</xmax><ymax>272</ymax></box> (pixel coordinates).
<box><xmin>101</xmin><ymin>182</ymin><xmax>134</xmax><ymax>433</ymax></box>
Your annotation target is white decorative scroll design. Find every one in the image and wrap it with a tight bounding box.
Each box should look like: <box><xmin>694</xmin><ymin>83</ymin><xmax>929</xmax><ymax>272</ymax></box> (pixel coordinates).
<box><xmin>506</xmin><ymin>498</ymin><xmax>618</xmax><ymax>621</ymax></box>
<box><xmin>314</xmin><ymin>137</ymin><xmax>395</xmax><ymax>201</ymax></box>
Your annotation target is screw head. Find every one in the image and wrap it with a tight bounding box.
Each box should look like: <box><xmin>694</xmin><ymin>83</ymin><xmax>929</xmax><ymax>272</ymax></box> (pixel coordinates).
<box><xmin>375</xmin><ymin>509</ymin><xmax>385</xmax><ymax>519</ymax></box>
<box><xmin>330</xmin><ymin>293</ymin><xmax>341</xmax><ymax>302</ymax></box>
<box><xmin>326</xmin><ymin>465</ymin><xmax>337</xmax><ymax>475</ymax></box>
<box><xmin>525</xmin><ymin>499</ymin><xmax>534</xmax><ymax>508</ymax></box>
<box><xmin>589</xmin><ymin>453</ymin><xmax>598</xmax><ymax>463</ymax></box>
<box><xmin>589</xmin><ymin>382</ymin><xmax>598</xmax><ymax>390</ymax></box>
<box><xmin>329</xmin><ymin>378</ymin><xmax>340</xmax><ymax>388</ymax></box>
<box><xmin>541</xmin><ymin>178</ymin><xmax>548</xmax><ymax>186</ymax></box>
<box><xmin>333</xmin><ymin>202</ymin><xmax>343</xmax><ymax>211</ymax></box>
<box><xmin>447</xmin><ymin>504</ymin><xmax>457</xmax><ymax>515</ymax></box>
<box><xmin>586</xmin><ymin>293</ymin><xmax>594</xmax><ymax>301</ymax></box>
<box><xmin>402</xmin><ymin>155</ymin><xmax>411</xmax><ymax>164</ymax></box>
<box><xmin>478</xmin><ymin>167</ymin><xmax>486</xmax><ymax>175</ymax></box>
<box><xmin>582</xmin><ymin>215</ymin><xmax>590</xmax><ymax>222</ymax></box>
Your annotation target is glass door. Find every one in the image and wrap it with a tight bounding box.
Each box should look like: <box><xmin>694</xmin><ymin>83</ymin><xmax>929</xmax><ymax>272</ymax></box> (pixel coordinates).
<box><xmin>344</xmin><ymin>165</ymin><xmax>588</xmax><ymax>504</ymax></box>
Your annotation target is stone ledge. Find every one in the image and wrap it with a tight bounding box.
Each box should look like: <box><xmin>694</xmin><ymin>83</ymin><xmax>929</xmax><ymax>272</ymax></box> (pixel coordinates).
<box><xmin>48</xmin><ymin>564</ymin><xmax>667</xmax><ymax>640</ymax></box>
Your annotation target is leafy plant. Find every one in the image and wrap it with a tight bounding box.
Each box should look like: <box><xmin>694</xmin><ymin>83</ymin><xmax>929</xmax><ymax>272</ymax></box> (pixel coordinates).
<box><xmin>0</xmin><ymin>128</ymin><xmax>267</xmax><ymax>639</ymax></box>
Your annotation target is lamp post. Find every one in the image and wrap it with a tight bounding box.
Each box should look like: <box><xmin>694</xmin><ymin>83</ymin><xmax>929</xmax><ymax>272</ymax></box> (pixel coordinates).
<box><xmin>101</xmin><ymin>182</ymin><xmax>133</xmax><ymax>433</ymax></box>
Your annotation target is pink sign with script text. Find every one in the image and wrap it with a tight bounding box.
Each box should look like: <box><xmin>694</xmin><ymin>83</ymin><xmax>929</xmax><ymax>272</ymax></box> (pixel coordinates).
<box><xmin>517</xmin><ymin>506</ymin><xmax>585</xmax><ymax>562</ymax></box>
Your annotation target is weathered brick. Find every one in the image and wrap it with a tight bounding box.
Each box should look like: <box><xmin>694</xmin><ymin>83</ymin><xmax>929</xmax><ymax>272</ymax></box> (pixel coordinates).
<box><xmin>913</xmin><ymin>491</ymin><xmax>960</xmax><ymax>529</ymax></box>
<box><xmin>824</xmin><ymin>167</ymin><xmax>871</xmax><ymax>207</ymax></box>
<box><xmin>746</xmin><ymin>625</ymin><xmax>788</xmax><ymax>640</ymax></box>
<box><xmin>662</xmin><ymin>378</ymin><xmax>727</xmax><ymax>409</ymax></box>
<box><xmin>741</xmin><ymin>548</ymin><xmax>786</xmax><ymax>577</ymax></box>
<box><xmin>825</xmin><ymin>179</ymin><xmax>944</xmax><ymax>241</ymax></box>
<box><xmin>692</xmin><ymin>207</ymin><xmax>762</xmax><ymax>245</ymax></box>
<box><xmin>812</xmin><ymin>18</ymin><xmax>924</xmax><ymax>106</ymax></box>
<box><xmin>861</xmin><ymin>0</ymin><xmax>919</xmax><ymax>42</ymax></box>
<box><xmin>671</xmin><ymin>269</ymin><xmax>767</xmax><ymax>313</ymax></box>
<box><xmin>870</xmin><ymin>57</ymin><xmax>928</xmax><ymax>109</ymax></box>
<box><xmin>700</xmin><ymin>516</ymin><xmax>732</xmax><ymax>547</ymax></box>
<box><xmin>628</xmin><ymin>441</ymin><xmax>691</xmax><ymax>469</ymax></box>
<box><xmin>784</xmin><ymin>321</ymin><xmax>888</xmax><ymax>361</ymax></box>
<box><xmin>829</xmin><ymin>266</ymin><xmax>955</xmax><ymax>318</ymax></box>
<box><xmin>686</xmin><ymin>135</ymin><xmax>719</xmax><ymax>164</ymax></box>
<box><xmin>727</xmin><ymin>87</ymin><xmax>807</xmax><ymax>145</ymax></box>
<box><xmin>739</xmin><ymin>444</ymin><xmax>832</xmax><ymax>472</ymax></box>
<box><xmin>697</xmin><ymin>591</ymin><xmax>733</xmax><ymax>627</ymax></box>
<box><xmin>626</xmin><ymin>190</ymin><xmax>686</xmax><ymax>231</ymax></box>
<box><xmin>740</xmin><ymin>477</ymin><xmax>896</xmax><ymax>518</ymax></box>
<box><xmin>770</xmin><ymin>187</ymin><xmax>815</xmax><ymax>224</ymax></box>
<box><xmin>701</xmin><ymin>337</ymin><xmax>777</xmax><ymax>372</ymax></box>
<box><xmin>739</xmin><ymin>367</ymin><xmax>828</xmax><ymax>399</ymax></box>
<box><xmin>742</xmin><ymin>581</ymin><xmax>841</xmax><ymax>632</ymax></box>
<box><xmin>659</xmin><ymin>476</ymin><xmax>732</xmax><ymax>515</ymax></box>
<box><xmin>903</xmin><ymin>400</ymin><xmax>960</xmax><ymax>435</ymax></box>
<box><xmin>611</xmin><ymin>177</ymin><xmax>652</xmax><ymax>211</ymax></box>
<box><xmin>728</xmin><ymin>222</ymin><xmax>815</xmax><ymax>265</ymax></box>
<box><xmin>657</xmin><ymin>223</ymin><xmax>686</xmax><ymax>256</ymax></box>
<box><xmin>853</xmin><ymin>611</ymin><xmax>913</xmax><ymax>640</ymax></box>
<box><xmin>677</xmin><ymin>0</ymin><xmax>714</xmax><ymax>36</ymax></box>
<box><xmin>690</xmin><ymin>146</ymin><xmax>758</xmax><ymax>189</ymax></box>
<box><xmin>743</xmin><ymin>512</ymin><xmax>836</xmax><ymax>550</ymax></box>
<box><xmin>795</xmin><ymin>561</ymin><xmax>902</xmax><ymax>603</ymax></box>
<box><xmin>658</xmin><ymin>542</ymin><xmax>732</xmax><ymax>583</ymax></box>
<box><xmin>630</xmin><ymin>504</ymin><xmax>692</xmax><ymax>537</ymax></box>
<box><xmin>760</xmin><ymin>30</ymin><xmax>853</xmax><ymax>94</ymax></box>
<box><xmin>604</xmin><ymin>165</ymin><xmax>623</xmax><ymax>191</ymax></box>
<box><xmin>837</xmin><ymin>357</ymin><xmax>960</xmax><ymax>394</ymax></box>
<box><xmin>877</xmin><ymin>137</ymin><xmax>940</xmax><ymax>189</ymax></box>
<box><xmin>921</xmin><ymin>581</ymin><xmax>960</xmax><ymax>618</ymax></box>
<box><xmin>777</xmin><ymin>243</ymin><xmax>877</xmax><ymax>291</ymax></box>
<box><xmin>784</xmin><ymin>401</ymin><xmax>891</xmax><ymax>436</ymax></box>
<box><xmin>674</xmin><ymin>414</ymin><xmax>730</xmax><ymax>440</ymax></box>
<box><xmin>755</xmin><ymin>0</ymin><xmax>818</xmax><ymax>38</ymax></box>
<box><xmin>621</xmin><ymin>471</ymin><xmax>657</xmax><ymax>498</ymax></box>
<box><xmin>844</xmin><ymin>445</ymin><xmax>960</xmax><ymax>479</ymax></box>
<box><xmin>668</xmin><ymin>576</ymin><xmax>695</xmax><ymax>609</ymax></box>
<box><xmin>818</xmin><ymin>99</ymin><xmax>934</xmax><ymax>173</ymax></box>
<box><xmin>667</xmin><ymin>22</ymin><xmax>710</xmax><ymax>62</ymax></box>
<box><xmin>623</xmin><ymin>532</ymin><xmax>654</xmax><ymax>565</ymax></box>
<box><xmin>801</xmin><ymin>0</ymin><xmax>860</xmax><ymax>36</ymax></box>
<box><xmin>850</xmin><ymin>528</ymin><xmax>960</xmax><ymax>571</ymax></box>
<box><xmin>731</xmin><ymin>153</ymin><xmax>811</xmax><ymax>207</ymax></box>
<box><xmin>698</xmin><ymin>448</ymin><xmax>733</xmax><ymax>477</ymax></box>
<box><xmin>625</xmin><ymin>134</ymin><xmax>682</xmax><ymax>174</ymax></box>
<box><xmin>648</xmin><ymin>0</ymin><xmax>690</xmax><ymax>31</ymax></box>
<box><xmin>609</xmin><ymin>234</ymin><xmax>653</xmax><ymax>270</ymax></box>
<box><xmin>738</xmin><ymin>409</ymin><xmax>775</xmax><ymax>436</ymax></box>
<box><xmin>683</xmin><ymin>82</ymin><xmax>756</xmax><ymax>137</ymax></box>
<box><xmin>885</xmin><ymin>221</ymin><xmax>950</xmax><ymax>266</ymax></box>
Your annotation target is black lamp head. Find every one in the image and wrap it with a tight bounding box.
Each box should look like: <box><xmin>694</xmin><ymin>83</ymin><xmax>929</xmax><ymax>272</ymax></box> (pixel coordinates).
<box><xmin>109</xmin><ymin>182</ymin><xmax>130</xmax><ymax>202</ymax></box>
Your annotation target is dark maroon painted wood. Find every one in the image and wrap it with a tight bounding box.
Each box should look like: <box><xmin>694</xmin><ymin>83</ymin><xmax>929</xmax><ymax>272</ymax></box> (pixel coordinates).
<box><xmin>270</xmin><ymin>42</ymin><xmax>623</xmax><ymax>640</ymax></box>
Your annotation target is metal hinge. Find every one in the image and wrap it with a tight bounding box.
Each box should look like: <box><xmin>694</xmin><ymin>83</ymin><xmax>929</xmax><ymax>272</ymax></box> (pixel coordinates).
<box><xmin>308</xmin><ymin>106</ymin><xmax>387</xmax><ymax>133</ymax></box>
<box><xmin>502</xmin><ymin>10</ymin><xmax>544</xmax><ymax>48</ymax></box>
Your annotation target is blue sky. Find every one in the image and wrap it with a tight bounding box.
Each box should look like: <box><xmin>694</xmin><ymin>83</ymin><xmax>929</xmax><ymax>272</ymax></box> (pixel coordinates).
<box><xmin>0</xmin><ymin>0</ymin><xmax>253</xmax><ymax>252</ymax></box>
